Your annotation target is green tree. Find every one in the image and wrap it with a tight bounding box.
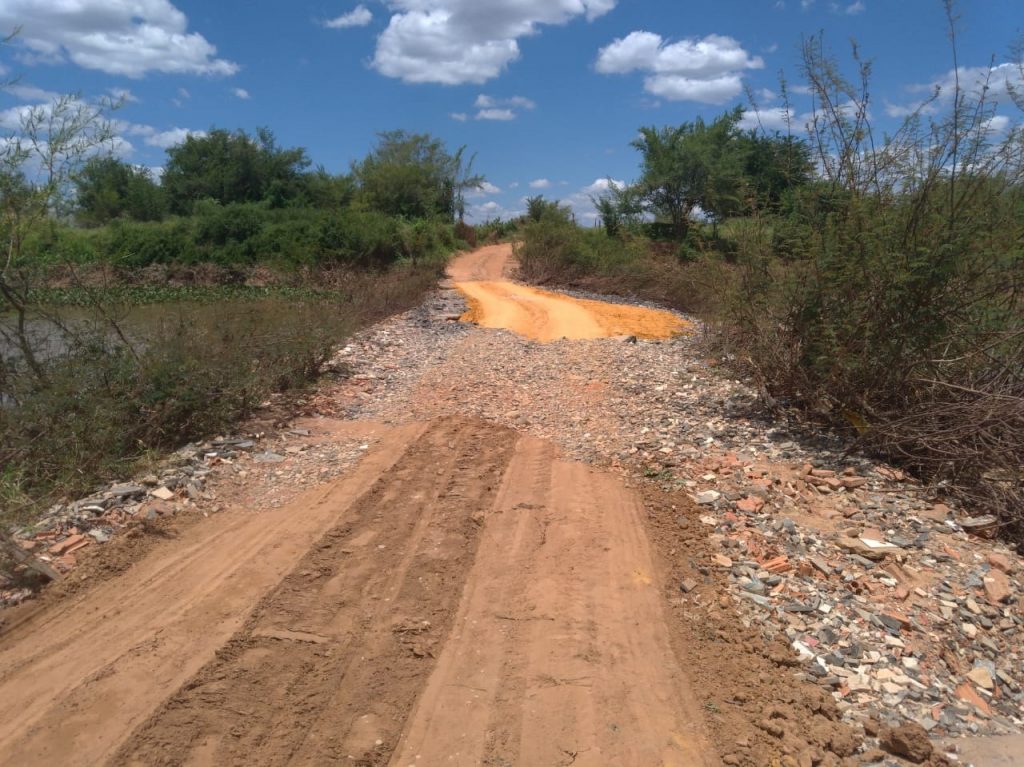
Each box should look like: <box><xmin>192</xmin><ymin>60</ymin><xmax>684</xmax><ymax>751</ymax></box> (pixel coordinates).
<box><xmin>301</xmin><ymin>167</ymin><xmax>356</xmax><ymax>211</ymax></box>
<box><xmin>162</xmin><ymin>127</ymin><xmax>310</xmax><ymax>214</ymax></box>
<box><xmin>74</xmin><ymin>156</ymin><xmax>166</xmax><ymax>225</ymax></box>
<box><xmin>352</xmin><ymin>131</ymin><xmax>483</xmax><ymax>222</ymax></box>
<box><xmin>738</xmin><ymin>131</ymin><xmax>813</xmax><ymax>210</ymax></box>
<box><xmin>524</xmin><ymin>195</ymin><xmax>571</xmax><ymax>223</ymax></box>
<box><xmin>591</xmin><ymin>181</ymin><xmax>645</xmax><ymax>237</ymax></box>
<box><xmin>631</xmin><ymin>108</ymin><xmax>748</xmax><ymax>238</ymax></box>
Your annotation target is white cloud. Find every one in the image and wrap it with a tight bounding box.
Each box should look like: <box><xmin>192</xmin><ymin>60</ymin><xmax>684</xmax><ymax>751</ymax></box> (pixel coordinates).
<box><xmin>0</xmin><ymin>104</ymin><xmax>39</xmax><ymax>131</ymax></box>
<box><xmin>460</xmin><ymin>93</ymin><xmax>537</xmax><ymax>120</ymax></box>
<box><xmin>476</xmin><ymin>108</ymin><xmax>515</xmax><ymax>121</ymax></box>
<box><xmin>324</xmin><ymin>5</ymin><xmax>373</xmax><ymax>29</ymax></box>
<box><xmin>108</xmin><ymin>87</ymin><xmax>139</xmax><ymax>103</ymax></box>
<box><xmin>0</xmin><ymin>0</ymin><xmax>238</xmax><ymax>78</ymax></box>
<box><xmin>983</xmin><ymin>115</ymin><xmax>1012</xmax><ymax>135</ymax></box>
<box><xmin>739</xmin><ymin>106</ymin><xmax>796</xmax><ymax>131</ymax></box>
<box><xmin>843</xmin><ymin>1</ymin><xmax>865</xmax><ymax>14</ymax></box>
<box><xmin>371</xmin><ymin>0</ymin><xmax>618</xmax><ymax>85</ymax></box>
<box><xmin>145</xmin><ymin>127</ymin><xmax>206</xmax><ymax>149</ymax></box>
<box><xmin>887</xmin><ymin>62</ymin><xmax>1024</xmax><ymax>119</ymax></box>
<box><xmin>595</xmin><ymin>31</ymin><xmax>763</xmax><ymax>104</ymax></box>
<box><xmin>740</xmin><ymin>102</ymin><xmax>865</xmax><ymax>134</ymax></box>
<box><xmin>232</xmin><ymin>87</ymin><xmax>251</xmax><ymax>100</ymax></box>
<box><xmin>581</xmin><ymin>178</ymin><xmax>625</xmax><ymax>196</ymax></box>
<box><xmin>450</xmin><ymin>112</ymin><xmax>469</xmax><ymax>121</ymax></box>
<box><xmin>508</xmin><ymin>181</ymin><xmax>519</xmax><ymax>189</ymax></box>
<box><xmin>6</xmin><ymin>83</ymin><xmax>61</xmax><ymax>102</ymax></box>
<box><xmin>475</xmin><ymin>94</ymin><xmax>535</xmax><ymax>110</ymax></box>
<box><xmin>465</xmin><ymin>198</ymin><xmax>523</xmax><ymax>222</ymax></box>
<box><xmin>468</xmin><ymin>180</ymin><xmax>501</xmax><ymax>196</ymax></box>
<box><xmin>529</xmin><ymin>178</ymin><xmax>551</xmax><ymax>189</ymax></box>
<box><xmin>556</xmin><ymin>177</ymin><xmax>628</xmax><ymax>223</ymax></box>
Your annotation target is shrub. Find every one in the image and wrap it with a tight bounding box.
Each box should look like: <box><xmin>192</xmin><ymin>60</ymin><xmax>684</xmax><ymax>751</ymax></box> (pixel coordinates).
<box><xmin>106</xmin><ymin>219</ymin><xmax>199</xmax><ymax>267</ymax></box>
<box><xmin>194</xmin><ymin>202</ymin><xmax>266</xmax><ymax>249</ymax></box>
<box><xmin>721</xmin><ymin>28</ymin><xmax>1024</xmax><ymax>538</ymax></box>
<box><xmin>0</xmin><ymin>265</ymin><xmax>441</xmax><ymax>531</ymax></box>
<box><xmin>319</xmin><ymin>209</ymin><xmax>400</xmax><ymax>267</ymax></box>
<box><xmin>454</xmin><ymin>220</ymin><xmax>477</xmax><ymax>248</ymax></box>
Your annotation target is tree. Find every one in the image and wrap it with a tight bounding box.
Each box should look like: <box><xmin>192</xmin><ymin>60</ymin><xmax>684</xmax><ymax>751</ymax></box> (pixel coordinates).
<box><xmin>590</xmin><ymin>180</ymin><xmax>644</xmax><ymax>237</ymax></box>
<box><xmin>2</xmin><ymin>92</ymin><xmax>119</xmax><ymax>380</ymax></box>
<box><xmin>352</xmin><ymin>131</ymin><xmax>483</xmax><ymax>222</ymax></box>
<box><xmin>74</xmin><ymin>156</ymin><xmax>166</xmax><ymax>225</ymax></box>
<box><xmin>524</xmin><ymin>195</ymin><xmax>571</xmax><ymax>223</ymax></box>
<box><xmin>0</xmin><ymin>88</ymin><xmax>146</xmax><ymax>577</ymax></box>
<box><xmin>738</xmin><ymin>131</ymin><xmax>814</xmax><ymax>211</ymax></box>
<box><xmin>301</xmin><ymin>167</ymin><xmax>356</xmax><ymax>211</ymax></box>
<box><xmin>631</xmin><ymin>108</ymin><xmax>748</xmax><ymax>238</ymax></box>
<box><xmin>162</xmin><ymin>127</ymin><xmax>310</xmax><ymax>213</ymax></box>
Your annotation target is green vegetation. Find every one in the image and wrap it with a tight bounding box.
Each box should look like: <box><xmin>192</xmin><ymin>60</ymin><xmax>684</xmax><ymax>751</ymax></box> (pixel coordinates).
<box><xmin>0</xmin><ymin>66</ymin><xmax>481</xmax><ymax>532</ymax></box>
<box><xmin>519</xmin><ymin>18</ymin><xmax>1024</xmax><ymax>539</ymax></box>
<box><xmin>0</xmin><ymin>267</ymin><xmax>438</xmax><ymax>529</ymax></box>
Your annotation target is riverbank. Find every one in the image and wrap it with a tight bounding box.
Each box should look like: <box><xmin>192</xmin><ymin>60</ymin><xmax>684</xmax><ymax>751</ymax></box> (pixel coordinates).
<box><xmin>0</xmin><ymin>261</ymin><xmax>443</xmax><ymax>535</ymax></box>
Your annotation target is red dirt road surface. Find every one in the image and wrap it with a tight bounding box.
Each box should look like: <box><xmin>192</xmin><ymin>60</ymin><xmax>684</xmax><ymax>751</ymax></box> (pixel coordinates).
<box><xmin>0</xmin><ymin>247</ymin><xmax>882</xmax><ymax>767</ymax></box>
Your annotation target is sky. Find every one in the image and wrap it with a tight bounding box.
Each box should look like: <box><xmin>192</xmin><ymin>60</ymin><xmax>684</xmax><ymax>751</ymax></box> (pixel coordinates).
<box><xmin>0</xmin><ymin>0</ymin><xmax>1021</xmax><ymax>222</ymax></box>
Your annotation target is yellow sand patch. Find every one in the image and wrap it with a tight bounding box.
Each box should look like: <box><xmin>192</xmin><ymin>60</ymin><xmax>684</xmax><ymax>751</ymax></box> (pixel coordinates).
<box><xmin>455</xmin><ymin>280</ymin><xmax>690</xmax><ymax>343</ymax></box>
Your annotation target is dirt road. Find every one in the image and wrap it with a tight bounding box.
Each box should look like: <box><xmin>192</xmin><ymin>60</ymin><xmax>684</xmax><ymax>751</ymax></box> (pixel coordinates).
<box><xmin>451</xmin><ymin>243</ymin><xmax>688</xmax><ymax>342</ymax></box>
<box><xmin>0</xmin><ymin>248</ymin><xmax>715</xmax><ymax>766</ymax></box>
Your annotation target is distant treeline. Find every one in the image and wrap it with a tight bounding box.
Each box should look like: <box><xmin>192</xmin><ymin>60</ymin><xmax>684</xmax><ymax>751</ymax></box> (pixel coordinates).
<box><xmin>33</xmin><ymin>128</ymin><xmax>487</xmax><ymax>269</ymax></box>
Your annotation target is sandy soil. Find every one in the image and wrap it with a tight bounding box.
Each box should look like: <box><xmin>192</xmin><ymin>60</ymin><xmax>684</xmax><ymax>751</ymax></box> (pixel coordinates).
<box><xmin>0</xmin><ymin>246</ymin><xmax>880</xmax><ymax>767</ymax></box>
<box><xmin>452</xmin><ymin>244</ymin><xmax>689</xmax><ymax>342</ymax></box>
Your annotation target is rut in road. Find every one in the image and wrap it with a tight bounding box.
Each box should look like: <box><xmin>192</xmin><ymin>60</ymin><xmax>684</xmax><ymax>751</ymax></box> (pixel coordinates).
<box><xmin>110</xmin><ymin>421</ymin><xmax>712</xmax><ymax>767</ymax></box>
<box><xmin>112</xmin><ymin>418</ymin><xmax>517</xmax><ymax>766</ymax></box>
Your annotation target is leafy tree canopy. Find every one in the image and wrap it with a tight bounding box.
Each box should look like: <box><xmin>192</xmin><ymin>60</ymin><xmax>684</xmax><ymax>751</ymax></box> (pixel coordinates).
<box><xmin>162</xmin><ymin>127</ymin><xmax>310</xmax><ymax>214</ymax></box>
<box><xmin>352</xmin><ymin>131</ymin><xmax>483</xmax><ymax>222</ymax></box>
<box><xmin>74</xmin><ymin>156</ymin><xmax>166</xmax><ymax>226</ymax></box>
<box><xmin>631</xmin><ymin>107</ymin><xmax>812</xmax><ymax>237</ymax></box>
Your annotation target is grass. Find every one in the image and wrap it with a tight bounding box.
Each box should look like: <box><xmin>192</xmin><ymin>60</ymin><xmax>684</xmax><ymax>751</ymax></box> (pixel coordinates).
<box><xmin>0</xmin><ymin>262</ymin><xmax>442</xmax><ymax>532</ymax></box>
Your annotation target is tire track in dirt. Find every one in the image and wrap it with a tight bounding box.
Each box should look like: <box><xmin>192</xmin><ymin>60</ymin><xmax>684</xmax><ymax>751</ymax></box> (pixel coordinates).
<box><xmin>0</xmin><ymin>421</ymin><xmax>426</xmax><ymax>766</ymax></box>
<box><xmin>111</xmin><ymin>418</ymin><xmax>518</xmax><ymax>767</ymax></box>
<box><xmin>392</xmin><ymin>438</ymin><xmax>713</xmax><ymax>767</ymax></box>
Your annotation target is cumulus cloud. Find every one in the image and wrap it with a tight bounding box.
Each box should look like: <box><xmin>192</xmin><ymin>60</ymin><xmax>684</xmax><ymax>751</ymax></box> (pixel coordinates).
<box><xmin>232</xmin><ymin>87</ymin><xmax>251</xmax><ymax>99</ymax></box>
<box><xmin>0</xmin><ymin>0</ymin><xmax>238</xmax><ymax>78</ymax></box>
<box><xmin>6</xmin><ymin>83</ymin><xmax>61</xmax><ymax>103</ymax></box>
<box><xmin>595</xmin><ymin>31</ymin><xmax>763</xmax><ymax>104</ymax></box>
<box><xmin>451</xmin><ymin>93</ymin><xmax>537</xmax><ymax>120</ymax></box>
<box><xmin>145</xmin><ymin>127</ymin><xmax>207</xmax><ymax>149</ymax></box>
<box><xmin>468</xmin><ymin>180</ymin><xmax>501</xmax><ymax>196</ymax></box>
<box><xmin>476</xmin><ymin>108</ymin><xmax>515</xmax><ymax>120</ymax></box>
<box><xmin>475</xmin><ymin>94</ymin><xmax>535</xmax><ymax>110</ymax></box>
<box><xmin>886</xmin><ymin>62</ymin><xmax>1024</xmax><ymax>119</ymax></box>
<box><xmin>465</xmin><ymin>198</ymin><xmax>524</xmax><ymax>222</ymax></box>
<box><xmin>324</xmin><ymin>5</ymin><xmax>373</xmax><ymax>29</ymax></box>
<box><xmin>372</xmin><ymin>0</ymin><xmax>618</xmax><ymax>85</ymax></box>
<box><xmin>581</xmin><ymin>178</ymin><xmax>626</xmax><ymax>196</ymax></box>
<box><xmin>528</xmin><ymin>178</ymin><xmax>551</xmax><ymax>189</ymax></box>
<box><xmin>738</xmin><ymin>106</ymin><xmax>797</xmax><ymax>131</ymax></box>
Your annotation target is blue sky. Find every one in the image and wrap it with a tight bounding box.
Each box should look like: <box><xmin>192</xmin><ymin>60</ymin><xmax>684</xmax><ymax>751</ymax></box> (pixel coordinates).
<box><xmin>0</xmin><ymin>0</ymin><xmax>1021</xmax><ymax>221</ymax></box>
